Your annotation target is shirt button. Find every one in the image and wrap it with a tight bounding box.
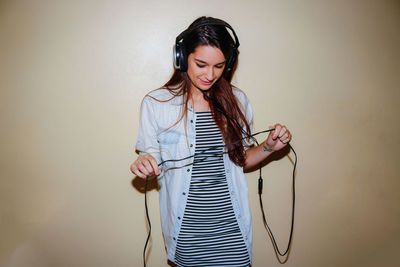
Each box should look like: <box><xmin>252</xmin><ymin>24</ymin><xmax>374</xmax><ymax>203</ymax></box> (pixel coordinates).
<box><xmin>231</xmin><ymin>191</ymin><xmax>235</xmax><ymax>195</ymax></box>
<box><xmin>190</xmin><ymin>120</ymin><xmax>193</xmax><ymax>123</ymax></box>
<box><xmin>190</xmin><ymin>144</ymin><xmax>193</xmax><ymax>147</ymax></box>
<box><xmin>245</xmin><ymin>236</ymin><xmax>248</xmax><ymax>240</ymax></box>
<box><xmin>187</xmin><ymin>169</ymin><xmax>190</xmax><ymax>172</ymax></box>
<box><xmin>238</xmin><ymin>215</ymin><xmax>241</xmax><ymax>219</ymax></box>
<box><xmin>226</xmin><ymin>169</ymin><xmax>230</xmax><ymax>174</ymax></box>
<box><xmin>173</xmin><ymin>237</ymin><xmax>176</xmax><ymax>240</ymax></box>
<box><xmin>182</xmin><ymin>192</ymin><xmax>186</xmax><ymax>195</ymax></box>
<box><xmin>178</xmin><ymin>217</ymin><xmax>181</xmax><ymax>220</ymax></box>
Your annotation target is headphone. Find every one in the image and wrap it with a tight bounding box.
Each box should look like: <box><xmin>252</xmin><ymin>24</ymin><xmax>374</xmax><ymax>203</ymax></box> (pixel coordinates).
<box><xmin>173</xmin><ymin>17</ymin><xmax>240</xmax><ymax>72</ymax></box>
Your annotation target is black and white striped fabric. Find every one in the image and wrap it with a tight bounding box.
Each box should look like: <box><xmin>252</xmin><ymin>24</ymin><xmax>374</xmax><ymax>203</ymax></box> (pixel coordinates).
<box><xmin>174</xmin><ymin>111</ymin><xmax>250</xmax><ymax>267</ymax></box>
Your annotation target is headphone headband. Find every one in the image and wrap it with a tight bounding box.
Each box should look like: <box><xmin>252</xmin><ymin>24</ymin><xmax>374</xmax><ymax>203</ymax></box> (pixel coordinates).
<box><xmin>175</xmin><ymin>18</ymin><xmax>240</xmax><ymax>49</ymax></box>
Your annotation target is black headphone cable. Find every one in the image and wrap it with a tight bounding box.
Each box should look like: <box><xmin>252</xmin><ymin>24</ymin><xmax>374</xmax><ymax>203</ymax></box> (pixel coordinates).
<box><xmin>258</xmin><ymin>143</ymin><xmax>297</xmax><ymax>262</ymax></box>
<box><xmin>143</xmin><ymin>176</ymin><xmax>151</xmax><ymax>267</ymax></box>
<box><xmin>142</xmin><ymin>94</ymin><xmax>297</xmax><ymax>266</ymax></box>
<box><xmin>142</xmin><ymin>128</ymin><xmax>274</xmax><ymax>267</ymax></box>
<box><xmin>203</xmin><ymin>93</ymin><xmax>297</xmax><ymax>261</ymax></box>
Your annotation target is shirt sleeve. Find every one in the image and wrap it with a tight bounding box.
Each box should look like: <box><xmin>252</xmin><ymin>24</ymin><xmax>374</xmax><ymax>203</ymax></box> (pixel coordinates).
<box><xmin>233</xmin><ymin>88</ymin><xmax>254</xmax><ymax>148</ymax></box>
<box><xmin>242</xmin><ymin>94</ymin><xmax>255</xmax><ymax>148</ymax></box>
<box><xmin>135</xmin><ymin>95</ymin><xmax>162</xmax><ymax>164</ymax></box>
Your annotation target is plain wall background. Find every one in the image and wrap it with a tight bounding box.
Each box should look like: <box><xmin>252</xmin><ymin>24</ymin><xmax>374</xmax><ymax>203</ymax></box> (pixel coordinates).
<box><xmin>1</xmin><ymin>0</ymin><xmax>399</xmax><ymax>266</ymax></box>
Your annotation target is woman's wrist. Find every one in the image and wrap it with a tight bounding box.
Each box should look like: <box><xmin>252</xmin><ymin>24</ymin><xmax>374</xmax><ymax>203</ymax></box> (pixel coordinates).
<box><xmin>262</xmin><ymin>142</ymin><xmax>274</xmax><ymax>153</ymax></box>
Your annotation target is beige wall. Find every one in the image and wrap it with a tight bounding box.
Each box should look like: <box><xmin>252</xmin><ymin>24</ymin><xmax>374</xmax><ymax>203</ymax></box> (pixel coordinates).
<box><xmin>1</xmin><ymin>0</ymin><xmax>399</xmax><ymax>266</ymax></box>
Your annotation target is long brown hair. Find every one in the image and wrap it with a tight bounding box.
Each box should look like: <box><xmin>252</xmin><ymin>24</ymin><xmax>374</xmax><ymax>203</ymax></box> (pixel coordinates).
<box><xmin>157</xmin><ymin>17</ymin><xmax>251</xmax><ymax>167</ymax></box>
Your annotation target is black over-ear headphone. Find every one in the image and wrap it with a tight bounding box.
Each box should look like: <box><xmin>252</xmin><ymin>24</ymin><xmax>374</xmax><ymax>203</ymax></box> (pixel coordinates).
<box><xmin>173</xmin><ymin>17</ymin><xmax>240</xmax><ymax>72</ymax></box>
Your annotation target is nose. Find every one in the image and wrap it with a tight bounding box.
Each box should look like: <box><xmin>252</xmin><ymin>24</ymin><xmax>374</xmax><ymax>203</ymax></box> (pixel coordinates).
<box><xmin>205</xmin><ymin>67</ymin><xmax>214</xmax><ymax>81</ymax></box>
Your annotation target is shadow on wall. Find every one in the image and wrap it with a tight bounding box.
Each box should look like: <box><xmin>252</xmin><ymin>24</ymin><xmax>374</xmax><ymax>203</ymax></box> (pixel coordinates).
<box><xmin>131</xmin><ymin>176</ymin><xmax>159</xmax><ymax>193</ymax></box>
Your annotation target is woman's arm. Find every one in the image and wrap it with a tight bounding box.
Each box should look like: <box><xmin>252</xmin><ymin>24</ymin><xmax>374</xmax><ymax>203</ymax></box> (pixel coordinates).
<box><xmin>131</xmin><ymin>95</ymin><xmax>162</xmax><ymax>179</ymax></box>
<box><xmin>244</xmin><ymin>123</ymin><xmax>292</xmax><ymax>170</ymax></box>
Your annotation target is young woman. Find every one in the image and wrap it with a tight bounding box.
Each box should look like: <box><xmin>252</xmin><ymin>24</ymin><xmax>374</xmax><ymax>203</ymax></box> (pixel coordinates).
<box><xmin>131</xmin><ymin>16</ymin><xmax>292</xmax><ymax>267</ymax></box>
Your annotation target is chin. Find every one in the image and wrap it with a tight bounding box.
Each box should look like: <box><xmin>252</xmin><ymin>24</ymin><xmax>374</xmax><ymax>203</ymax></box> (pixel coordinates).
<box><xmin>194</xmin><ymin>83</ymin><xmax>212</xmax><ymax>92</ymax></box>
<box><xmin>200</xmin><ymin>86</ymin><xmax>212</xmax><ymax>91</ymax></box>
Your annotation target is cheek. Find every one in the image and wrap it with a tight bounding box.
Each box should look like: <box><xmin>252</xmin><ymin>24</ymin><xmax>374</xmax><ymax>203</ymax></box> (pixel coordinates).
<box><xmin>186</xmin><ymin>67</ymin><xmax>195</xmax><ymax>80</ymax></box>
<box><xmin>192</xmin><ymin>68</ymin><xmax>206</xmax><ymax>79</ymax></box>
<box><xmin>215</xmin><ymin>68</ymin><xmax>224</xmax><ymax>78</ymax></box>
<box><xmin>187</xmin><ymin>64</ymin><xmax>200</xmax><ymax>77</ymax></box>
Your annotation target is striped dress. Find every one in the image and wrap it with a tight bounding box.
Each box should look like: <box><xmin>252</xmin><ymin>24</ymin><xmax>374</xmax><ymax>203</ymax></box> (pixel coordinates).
<box><xmin>174</xmin><ymin>111</ymin><xmax>250</xmax><ymax>267</ymax></box>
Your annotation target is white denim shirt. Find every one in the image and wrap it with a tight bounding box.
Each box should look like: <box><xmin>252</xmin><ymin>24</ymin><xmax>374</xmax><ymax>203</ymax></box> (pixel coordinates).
<box><xmin>135</xmin><ymin>87</ymin><xmax>254</xmax><ymax>263</ymax></box>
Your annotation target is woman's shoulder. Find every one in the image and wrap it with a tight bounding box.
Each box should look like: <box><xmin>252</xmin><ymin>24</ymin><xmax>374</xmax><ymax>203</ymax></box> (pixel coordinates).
<box><xmin>143</xmin><ymin>87</ymin><xmax>182</xmax><ymax>103</ymax></box>
<box><xmin>145</xmin><ymin>88</ymin><xmax>172</xmax><ymax>99</ymax></box>
<box><xmin>231</xmin><ymin>86</ymin><xmax>253</xmax><ymax>121</ymax></box>
<box><xmin>232</xmin><ymin>86</ymin><xmax>250</xmax><ymax>105</ymax></box>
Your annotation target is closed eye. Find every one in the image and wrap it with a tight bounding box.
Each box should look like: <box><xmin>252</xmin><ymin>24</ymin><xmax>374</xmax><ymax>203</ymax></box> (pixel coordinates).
<box><xmin>195</xmin><ymin>58</ymin><xmax>226</xmax><ymax>69</ymax></box>
<box><xmin>196</xmin><ymin>63</ymin><xmax>224</xmax><ymax>69</ymax></box>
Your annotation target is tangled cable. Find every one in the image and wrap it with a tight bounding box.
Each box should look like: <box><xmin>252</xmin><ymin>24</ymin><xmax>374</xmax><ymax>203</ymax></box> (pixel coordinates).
<box><xmin>142</xmin><ymin>127</ymin><xmax>297</xmax><ymax>266</ymax></box>
<box><xmin>205</xmin><ymin>93</ymin><xmax>298</xmax><ymax>261</ymax></box>
<box><xmin>142</xmin><ymin>91</ymin><xmax>297</xmax><ymax>266</ymax></box>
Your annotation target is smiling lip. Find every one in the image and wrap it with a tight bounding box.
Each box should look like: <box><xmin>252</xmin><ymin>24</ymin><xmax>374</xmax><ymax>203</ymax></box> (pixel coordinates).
<box><xmin>200</xmin><ymin>79</ymin><xmax>212</xmax><ymax>85</ymax></box>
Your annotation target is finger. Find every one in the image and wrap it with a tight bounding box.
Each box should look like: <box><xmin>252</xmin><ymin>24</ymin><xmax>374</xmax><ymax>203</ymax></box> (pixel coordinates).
<box><xmin>282</xmin><ymin>133</ymin><xmax>292</xmax><ymax>143</ymax></box>
<box><xmin>148</xmin><ymin>156</ymin><xmax>161</xmax><ymax>175</ymax></box>
<box><xmin>279</xmin><ymin>132</ymin><xmax>289</xmax><ymax>141</ymax></box>
<box><xmin>278</xmin><ymin>126</ymin><xmax>287</xmax><ymax>138</ymax></box>
<box><xmin>285</xmin><ymin>131</ymin><xmax>292</xmax><ymax>142</ymax></box>
<box><xmin>130</xmin><ymin>163</ymin><xmax>141</xmax><ymax>176</ymax></box>
<box><xmin>141</xmin><ymin>159</ymin><xmax>156</xmax><ymax>176</ymax></box>
<box><xmin>273</xmin><ymin>124</ymin><xmax>282</xmax><ymax>139</ymax></box>
<box><xmin>131</xmin><ymin>164</ymin><xmax>147</xmax><ymax>179</ymax></box>
<box><xmin>266</xmin><ymin>126</ymin><xmax>276</xmax><ymax>144</ymax></box>
<box><xmin>138</xmin><ymin>163</ymin><xmax>153</xmax><ymax>177</ymax></box>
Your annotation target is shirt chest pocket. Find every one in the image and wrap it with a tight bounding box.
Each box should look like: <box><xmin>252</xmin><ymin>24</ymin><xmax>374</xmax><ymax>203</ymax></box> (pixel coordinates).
<box><xmin>158</xmin><ymin>130</ymin><xmax>182</xmax><ymax>145</ymax></box>
<box><xmin>158</xmin><ymin>129</ymin><xmax>190</xmax><ymax>168</ymax></box>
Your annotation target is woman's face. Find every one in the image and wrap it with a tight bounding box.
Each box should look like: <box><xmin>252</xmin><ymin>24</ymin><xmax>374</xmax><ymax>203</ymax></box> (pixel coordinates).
<box><xmin>187</xmin><ymin>45</ymin><xmax>226</xmax><ymax>91</ymax></box>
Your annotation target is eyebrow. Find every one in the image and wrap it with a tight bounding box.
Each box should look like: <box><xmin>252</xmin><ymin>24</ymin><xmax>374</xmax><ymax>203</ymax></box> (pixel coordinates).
<box><xmin>195</xmin><ymin>58</ymin><xmax>226</xmax><ymax>65</ymax></box>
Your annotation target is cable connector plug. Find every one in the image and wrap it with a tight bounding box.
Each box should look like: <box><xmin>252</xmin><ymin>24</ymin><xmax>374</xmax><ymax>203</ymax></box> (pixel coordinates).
<box><xmin>258</xmin><ymin>176</ymin><xmax>263</xmax><ymax>195</ymax></box>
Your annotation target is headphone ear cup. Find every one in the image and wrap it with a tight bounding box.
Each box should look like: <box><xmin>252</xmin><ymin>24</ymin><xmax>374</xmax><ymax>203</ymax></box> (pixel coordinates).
<box><xmin>173</xmin><ymin>43</ymin><xmax>181</xmax><ymax>70</ymax></box>
<box><xmin>225</xmin><ymin>48</ymin><xmax>237</xmax><ymax>72</ymax></box>
<box><xmin>179</xmin><ymin>42</ymin><xmax>187</xmax><ymax>72</ymax></box>
<box><xmin>174</xmin><ymin>42</ymin><xmax>187</xmax><ymax>71</ymax></box>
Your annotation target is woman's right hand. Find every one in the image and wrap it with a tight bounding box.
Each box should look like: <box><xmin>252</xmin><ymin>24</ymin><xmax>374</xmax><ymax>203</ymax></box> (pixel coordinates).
<box><xmin>130</xmin><ymin>154</ymin><xmax>161</xmax><ymax>179</ymax></box>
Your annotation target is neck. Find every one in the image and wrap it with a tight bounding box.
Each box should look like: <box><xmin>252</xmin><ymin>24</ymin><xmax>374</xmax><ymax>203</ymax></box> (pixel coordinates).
<box><xmin>190</xmin><ymin>85</ymin><xmax>203</xmax><ymax>98</ymax></box>
<box><xmin>189</xmin><ymin>85</ymin><xmax>210</xmax><ymax>112</ymax></box>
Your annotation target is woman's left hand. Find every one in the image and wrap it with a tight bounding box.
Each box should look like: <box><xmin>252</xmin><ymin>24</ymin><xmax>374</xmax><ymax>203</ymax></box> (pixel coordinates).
<box><xmin>264</xmin><ymin>123</ymin><xmax>292</xmax><ymax>152</ymax></box>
